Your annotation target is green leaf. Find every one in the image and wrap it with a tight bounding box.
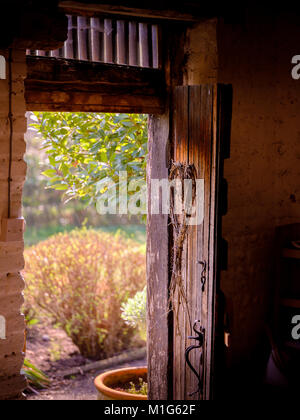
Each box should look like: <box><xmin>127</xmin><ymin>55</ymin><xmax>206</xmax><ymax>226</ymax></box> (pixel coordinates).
<box><xmin>52</xmin><ymin>184</ymin><xmax>69</xmax><ymax>191</ymax></box>
<box><xmin>30</xmin><ymin>112</ymin><xmax>148</xmax><ymax>216</ymax></box>
<box><xmin>42</xmin><ymin>169</ymin><xmax>57</xmax><ymax>178</ymax></box>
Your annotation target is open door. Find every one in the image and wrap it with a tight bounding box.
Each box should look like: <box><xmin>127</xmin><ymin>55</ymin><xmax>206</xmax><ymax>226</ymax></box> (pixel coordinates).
<box><xmin>147</xmin><ymin>84</ymin><xmax>232</xmax><ymax>400</ymax></box>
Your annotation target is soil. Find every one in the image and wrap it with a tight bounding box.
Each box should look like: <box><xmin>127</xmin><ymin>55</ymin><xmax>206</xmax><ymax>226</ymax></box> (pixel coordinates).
<box><xmin>25</xmin><ymin>320</ymin><xmax>90</xmax><ymax>375</ymax></box>
<box><xmin>25</xmin><ymin>320</ymin><xmax>146</xmax><ymax>401</ymax></box>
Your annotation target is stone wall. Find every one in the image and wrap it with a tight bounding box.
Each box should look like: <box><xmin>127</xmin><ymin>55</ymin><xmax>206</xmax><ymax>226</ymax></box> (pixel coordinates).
<box><xmin>0</xmin><ymin>49</ymin><xmax>27</xmax><ymax>399</ymax></box>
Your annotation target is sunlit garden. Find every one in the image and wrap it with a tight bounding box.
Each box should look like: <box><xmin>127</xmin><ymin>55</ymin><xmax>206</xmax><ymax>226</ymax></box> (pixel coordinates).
<box><xmin>23</xmin><ymin>112</ymin><xmax>148</xmax><ymax>399</ymax></box>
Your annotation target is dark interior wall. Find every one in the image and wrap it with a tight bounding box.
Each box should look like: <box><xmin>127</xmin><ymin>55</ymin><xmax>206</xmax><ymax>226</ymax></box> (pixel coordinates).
<box><xmin>218</xmin><ymin>12</ymin><xmax>300</xmax><ymax>383</ymax></box>
<box><xmin>184</xmin><ymin>11</ymin><xmax>300</xmax><ymax>390</ymax></box>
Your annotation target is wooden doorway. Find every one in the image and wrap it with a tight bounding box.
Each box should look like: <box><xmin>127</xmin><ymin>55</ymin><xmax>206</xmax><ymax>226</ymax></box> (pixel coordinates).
<box><xmin>24</xmin><ymin>12</ymin><xmax>232</xmax><ymax>400</ymax></box>
<box><xmin>147</xmin><ymin>84</ymin><xmax>232</xmax><ymax>400</ymax></box>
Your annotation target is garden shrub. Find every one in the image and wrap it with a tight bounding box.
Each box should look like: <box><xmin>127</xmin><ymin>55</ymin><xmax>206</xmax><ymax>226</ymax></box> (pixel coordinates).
<box><xmin>24</xmin><ymin>229</ymin><xmax>146</xmax><ymax>359</ymax></box>
<box><xmin>121</xmin><ymin>287</ymin><xmax>147</xmax><ymax>341</ymax></box>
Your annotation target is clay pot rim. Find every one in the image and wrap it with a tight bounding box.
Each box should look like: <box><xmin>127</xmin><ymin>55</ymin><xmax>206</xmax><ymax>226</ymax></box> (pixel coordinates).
<box><xmin>94</xmin><ymin>366</ymin><xmax>148</xmax><ymax>400</ymax></box>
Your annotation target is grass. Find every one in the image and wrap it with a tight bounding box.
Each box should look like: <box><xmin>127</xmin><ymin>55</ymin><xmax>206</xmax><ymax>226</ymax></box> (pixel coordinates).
<box><xmin>24</xmin><ymin>224</ymin><xmax>146</xmax><ymax>248</ymax></box>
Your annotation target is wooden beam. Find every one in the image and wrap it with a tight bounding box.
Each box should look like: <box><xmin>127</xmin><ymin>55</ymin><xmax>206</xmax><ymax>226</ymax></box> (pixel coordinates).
<box><xmin>25</xmin><ymin>56</ymin><xmax>166</xmax><ymax>114</ymax></box>
<box><xmin>147</xmin><ymin>113</ymin><xmax>171</xmax><ymax>400</ymax></box>
<box><xmin>59</xmin><ymin>1</ymin><xmax>202</xmax><ymax>22</ymax></box>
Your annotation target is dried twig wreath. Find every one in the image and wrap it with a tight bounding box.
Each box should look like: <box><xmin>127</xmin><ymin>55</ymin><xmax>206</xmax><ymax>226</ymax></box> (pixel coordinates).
<box><xmin>169</xmin><ymin>162</ymin><xmax>197</xmax><ymax>335</ymax></box>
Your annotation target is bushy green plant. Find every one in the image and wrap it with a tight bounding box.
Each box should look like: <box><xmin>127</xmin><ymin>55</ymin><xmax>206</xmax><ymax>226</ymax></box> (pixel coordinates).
<box><xmin>121</xmin><ymin>287</ymin><xmax>147</xmax><ymax>341</ymax></box>
<box><xmin>24</xmin><ymin>229</ymin><xmax>146</xmax><ymax>359</ymax></box>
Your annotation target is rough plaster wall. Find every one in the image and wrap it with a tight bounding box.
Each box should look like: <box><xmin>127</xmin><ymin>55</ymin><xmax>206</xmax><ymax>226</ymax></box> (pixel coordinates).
<box><xmin>184</xmin><ymin>19</ymin><xmax>218</xmax><ymax>85</ymax></box>
<box><xmin>0</xmin><ymin>49</ymin><xmax>27</xmax><ymax>399</ymax></box>
<box><xmin>218</xmin><ymin>15</ymin><xmax>300</xmax><ymax>384</ymax></box>
<box><xmin>185</xmin><ymin>15</ymin><xmax>300</xmax><ymax>386</ymax></box>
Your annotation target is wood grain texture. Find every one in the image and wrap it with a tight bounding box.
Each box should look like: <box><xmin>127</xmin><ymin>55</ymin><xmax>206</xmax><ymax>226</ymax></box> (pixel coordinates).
<box><xmin>104</xmin><ymin>19</ymin><xmax>114</xmax><ymax>63</ymax></box>
<box><xmin>147</xmin><ymin>113</ymin><xmax>171</xmax><ymax>400</ymax></box>
<box><xmin>172</xmin><ymin>86</ymin><xmax>189</xmax><ymax>400</ymax></box>
<box><xmin>25</xmin><ymin>57</ymin><xmax>166</xmax><ymax>114</ymax></box>
<box><xmin>64</xmin><ymin>15</ymin><xmax>74</xmax><ymax>59</ymax></box>
<box><xmin>116</xmin><ymin>20</ymin><xmax>126</xmax><ymax>65</ymax></box>
<box><xmin>77</xmin><ymin>16</ymin><xmax>88</xmax><ymax>61</ymax></box>
<box><xmin>0</xmin><ymin>49</ymin><xmax>27</xmax><ymax>400</ymax></box>
<box><xmin>90</xmin><ymin>17</ymin><xmax>102</xmax><ymax>62</ymax></box>
<box><xmin>151</xmin><ymin>25</ymin><xmax>160</xmax><ymax>69</ymax></box>
<box><xmin>139</xmin><ymin>23</ymin><xmax>150</xmax><ymax>68</ymax></box>
<box><xmin>171</xmin><ymin>85</ymin><xmax>228</xmax><ymax>400</ymax></box>
<box><xmin>129</xmin><ymin>22</ymin><xmax>138</xmax><ymax>66</ymax></box>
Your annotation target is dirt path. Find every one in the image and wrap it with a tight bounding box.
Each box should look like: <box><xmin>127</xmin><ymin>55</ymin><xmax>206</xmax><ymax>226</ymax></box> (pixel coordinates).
<box><xmin>25</xmin><ymin>321</ymin><xmax>146</xmax><ymax>400</ymax></box>
<box><xmin>27</xmin><ymin>358</ymin><xmax>147</xmax><ymax>401</ymax></box>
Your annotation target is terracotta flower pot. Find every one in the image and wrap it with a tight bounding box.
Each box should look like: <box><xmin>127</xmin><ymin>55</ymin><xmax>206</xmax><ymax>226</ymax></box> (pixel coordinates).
<box><xmin>94</xmin><ymin>366</ymin><xmax>148</xmax><ymax>400</ymax></box>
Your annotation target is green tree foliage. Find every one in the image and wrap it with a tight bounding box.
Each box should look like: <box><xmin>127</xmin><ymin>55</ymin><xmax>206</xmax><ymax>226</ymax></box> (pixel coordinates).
<box><xmin>32</xmin><ymin>112</ymin><xmax>148</xmax><ymax>207</ymax></box>
<box><xmin>23</xmin><ymin>135</ymin><xmax>94</xmax><ymax>233</ymax></box>
<box><xmin>23</xmin><ymin>132</ymin><xmax>145</xmax><ymax>246</ymax></box>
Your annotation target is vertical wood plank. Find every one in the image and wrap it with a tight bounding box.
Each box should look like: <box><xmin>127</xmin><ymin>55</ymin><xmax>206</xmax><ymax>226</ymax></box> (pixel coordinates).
<box><xmin>116</xmin><ymin>20</ymin><xmax>126</xmax><ymax>65</ymax></box>
<box><xmin>151</xmin><ymin>25</ymin><xmax>159</xmax><ymax>69</ymax></box>
<box><xmin>171</xmin><ymin>85</ymin><xmax>225</xmax><ymax>400</ymax></box>
<box><xmin>90</xmin><ymin>17</ymin><xmax>101</xmax><ymax>62</ymax></box>
<box><xmin>77</xmin><ymin>16</ymin><xmax>88</xmax><ymax>61</ymax></box>
<box><xmin>99</xmin><ymin>19</ymin><xmax>105</xmax><ymax>62</ymax></box>
<box><xmin>64</xmin><ymin>15</ymin><xmax>74</xmax><ymax>59</ymax></box>
<box><xmin>173</xmin><ymin>87</ymin><xmax>189</xmax><ymax>400</ymax></box>
<box><xmin>139</xmin><ymin>23</ymin><xmax>150</xmax><ymax>68</ymax></box>
<box><xmin>50</xmin><ymin>49</ymin><xmax>60</xmax><ymax>58</ymax></box>
<box><xmin>202</xmin><ymin>85</ymin><xmax>215</xmax><ymax>400</ymax></box>
<box><xmin>27</xmin><ymin>18</ymin><xmax>161</xmax><ymax>69</ymax></box>
<box><xmin>187</xmin><ymin>85</ymin><xmax>203</xmax><ymax>400</ymax></box>
<box><xmin>72</xmin><ymin>15</ymin><xmax>78</xmax><ymax>60</ymax></box>
<box><xmin>129</xmin><ymin>22</ymin><xmax>138</xmax><ymax>66</ymax></box>
<box><xmin>104</xmin><ymin>19</ymin><xmax>114</xmax><ymax>63</ymax></box>
<box><xmin>204</xmin><ymin>85</ymin><xmax>232</xmax><ymax>400</ymax></box>
<box><xmin>147</xmin><ymin>113</ymin><xmax>170</xmax><ymax>400</ymax></box>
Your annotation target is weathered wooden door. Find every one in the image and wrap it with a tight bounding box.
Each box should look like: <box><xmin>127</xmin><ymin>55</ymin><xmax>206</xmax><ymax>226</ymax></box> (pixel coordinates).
<box><xmin>172</xmin><ymin>85</ymin><xmax>220</xmax><ymax>401</ymax></box>
<box><xmin>147</xmin><ymin>84</ymin><xmax>231</xmax><ymax>400</ymax></box>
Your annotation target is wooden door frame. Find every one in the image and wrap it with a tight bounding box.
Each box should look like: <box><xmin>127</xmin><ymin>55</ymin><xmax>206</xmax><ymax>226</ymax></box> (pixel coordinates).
<box><xmin>24</xmin><ymin>21</ymin><xmax>230</xmax><ymax>400</ymax></box>
<box><xmin>25</xmin><ymin>56</ymin><xmax>166</xmax><ymax>114</ymax></box>
<box><xmin>147</xmin><ymin>84</ymin><xmax>232</xmax><ymax>400</ymax></box>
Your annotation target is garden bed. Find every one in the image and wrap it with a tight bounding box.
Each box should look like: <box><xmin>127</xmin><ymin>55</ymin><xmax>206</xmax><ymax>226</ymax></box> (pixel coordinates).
<box><xmin>26</xmin><ymin>359</ymin><xmax>147</xmax><ymax>401</ymax></box>
<box><xmin>25</xmin><ymin>320</ymin><xmax>90</xmax><ymax>375</ymax></box>
<box><xmin>25</xmin><ymin>320</ymin><xmax>146</xmax><ymax>400</ymax></box>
